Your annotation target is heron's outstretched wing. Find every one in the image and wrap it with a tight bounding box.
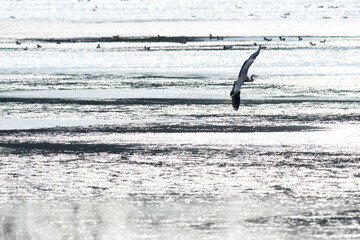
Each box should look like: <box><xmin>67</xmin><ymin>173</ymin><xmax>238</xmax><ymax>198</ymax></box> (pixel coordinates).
<box><xmin>231</xmin><ymin>92</ymin><xmax>240</xmax><ymax>111</ymax></box>
<box><xmin>238</xmin><ymin>47</ymin><xmax>261</xmax><ymax>79</ymax></box>
<box><xmin>230</xmin><ymin>80</ymin><xmax>243</xmax><ymax>111</ymax></box>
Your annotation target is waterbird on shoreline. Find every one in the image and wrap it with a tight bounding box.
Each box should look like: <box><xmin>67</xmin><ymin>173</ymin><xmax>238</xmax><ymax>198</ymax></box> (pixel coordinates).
<box><xmin>310</xmin><ymin>42</ymin><xmax>316</xmax><ymax>46</ymax></box>
<box><xmin>37</xmin><ymin>44</ymin><xmax>42</xmax><ymax>48</ymax></box>
<box><xmin>179</xmin><ymin>37</ymin><xmax>189</xmax><ymax>44</ymax></box>
<box><xmin>320</xmin><ymin>39</ymin><xmax>326</xmax><ymax>43</ymax></box>
<box><xmin>264</xmin><ymin>37</ymin><xmax>272</xmax><ymax>41</ymax></box>
<box><xmin>223</xmin><ymin>45</ymin><xmax>232</xmax><ymax>50</ymax></box>
<box><xmin>230</xmin><ymin>46</ymin><xmax>261</xmax><ymax>111</ymax></box>
<box><xmin>298</xmin><ymin>36</ymin><xmax>303</xmax><ymax>41</ymax></box>
<box><xmin>16</xmin><ymin>41</ymin><xmax>21</xmax><ymax>45</ymax></box>
<box><xmin>279</xmin><ymin>36</ymin><xmax>285</xmax><ymax>41</ymax></box>
<box><xmin>96</xmin><ymin>44</ymin><xmax>101</xmax><ymax>48</ymax></box>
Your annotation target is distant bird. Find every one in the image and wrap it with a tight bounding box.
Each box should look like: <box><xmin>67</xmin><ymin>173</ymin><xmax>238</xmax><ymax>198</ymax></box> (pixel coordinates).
<box><xmin>310</xmin><ymin>42</ymin><xmax>316</xmax><ymax>46</ymax></box>
<box><xmin>179</xmin><ymin>37</ymin><xmax>190</xmax><ymax>44</ymax></box>
<box><xmin>298</xmin><ymin>36</ymin><xmax>303</xmax><ymax>41</ymax></box>
<box><xmin>254</xmin><ymin>42</ymin><xmax>257</xmax><ymax>46</ymax></box>
<box><xmin>24</xmin><ymin>46</ymin><xmax>28</xmax><ymax>51</ymax></box>
<box><xmin>209</xmin><ymin>34</ymin><xmax>213</xmax><ymax>39</ymax></box>
<box><xmin>223</xmin><ymin>45</ymin><xmax>233</xmax><ymax>50</ymax></box>
<box><xmin>96</xmin><ymin>44</ymin><xmax>101</xmax><ymax>48</ymax></box>
<box><xmin>320</xmin><ymin>39</ymin><xmax>326</xmax><ymax>43</ymax></box>
<box><xmin>264</xmin><ymin>37</ymin><xmax>272</xmax><ymax>41</ymax></box>
<box><xmin>230</xmin><ymin>47</ymin><xmax>261</xmax><ymax>111</ymax></box>
<box><xmin>16</xmin><ymin>41</ymin><xmax>21</xmax><ymax>45</ymax></box>
<box><xmin>37</xmin><ymin>44</ymin><xmax>42</xmax><ymax>48</ymax></box>
<box><xmin>279</xmin><ymin>36</ymin><xmax>286</xmax><ymax>41</ymax></box>
<box><xmin>56</xmin><ymin>41</ymin><xmax>61</xmax><ymax>44</ymax></box>
<box><xmin>281</xmin><ymin>12</ymin><xmax>290</xmax><ymax>18</ymax></box>
<box><xmin>144</xmin><ymin>46</ymin><xmax>150</xmax><ymax>51</ymax></box>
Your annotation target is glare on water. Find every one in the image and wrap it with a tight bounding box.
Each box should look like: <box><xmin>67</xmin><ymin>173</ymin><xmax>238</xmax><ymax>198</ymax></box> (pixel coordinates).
<box><xmin>1</xmin><ymin>2</ymin><xmax>360</xmax><ymax>239</ymax></box>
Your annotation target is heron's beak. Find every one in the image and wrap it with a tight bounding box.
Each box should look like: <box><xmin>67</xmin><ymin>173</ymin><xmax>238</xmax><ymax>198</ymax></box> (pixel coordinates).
<box><xmin>249</xmin><ymin>74</ymin><xmax>258</xmax><ymax>82</ymax></box>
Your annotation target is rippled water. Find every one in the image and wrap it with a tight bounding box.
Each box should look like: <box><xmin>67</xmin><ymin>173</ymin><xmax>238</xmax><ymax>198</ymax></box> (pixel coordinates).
<box><xmin>1</xmin><ymin>4</ymin><xmax>360</xmax><ymax>239</ymax></box>
<box><xmin>2</xmin><ymin>0</ymin><xmax>360</xmax><ymax>21</ymax></box>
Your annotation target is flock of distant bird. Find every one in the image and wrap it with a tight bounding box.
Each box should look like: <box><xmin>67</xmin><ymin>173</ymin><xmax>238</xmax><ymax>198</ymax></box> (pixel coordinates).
<box><xmin>222</xmin><ymin>35</ymin><xmax>327</xmax><ymax>51</ymax></box>
<box><xmin>14</xmin><ymin>34</ymin><xmax>327</xmax><ymax>51</ymax></box>
<box><xmin>261</xmin><ymin>35</ymin><xmax>327</xmax><ymax>45</ymax></box>
<box><xmin>15</xmin><ymin>41</ymin><xmax>58</xmax><ymax>50</ymax></box>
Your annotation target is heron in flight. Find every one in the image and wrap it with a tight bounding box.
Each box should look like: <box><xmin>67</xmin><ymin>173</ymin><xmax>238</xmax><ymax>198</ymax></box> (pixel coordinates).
<box><xmin>230</xmin><ymin>47</ymin><xmax>261</xmax><ymax>111</ymax></box>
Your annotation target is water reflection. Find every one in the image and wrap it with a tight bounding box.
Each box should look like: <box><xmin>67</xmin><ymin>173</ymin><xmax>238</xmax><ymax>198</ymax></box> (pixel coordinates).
<box><xmin>2</xmin><ymin>194</ymin><xmax>360</xmax><ymax>239</ymax></box>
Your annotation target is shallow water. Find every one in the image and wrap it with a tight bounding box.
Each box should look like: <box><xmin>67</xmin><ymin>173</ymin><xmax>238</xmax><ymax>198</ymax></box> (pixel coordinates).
<box><xmin>1</xmin><ymin>8</ymin><xmax>360</xmax><ymax>240</ymax></box>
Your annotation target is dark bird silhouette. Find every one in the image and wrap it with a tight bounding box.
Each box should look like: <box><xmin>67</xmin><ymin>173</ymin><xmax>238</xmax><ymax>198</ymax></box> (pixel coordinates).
<box><xmin>230</xmin><ymin>47</ymin><xmax>261</xmax><ymax>111</ymax></box>
<box><xmin>264</xmin><ymin>37</ymin><xmax>272</xmax><ymax>41</ymax></box>
<box><xmin>223</xmin><ymin>45</ymin><xmax>233</xmax><ymax>50</ymax></box>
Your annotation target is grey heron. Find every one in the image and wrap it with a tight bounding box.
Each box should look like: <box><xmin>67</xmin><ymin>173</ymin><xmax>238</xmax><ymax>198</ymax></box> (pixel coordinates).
<box><xmin>230</xmin><ymin>46</ymin><xmax>261</xmax><ymax>111</ymax></box>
